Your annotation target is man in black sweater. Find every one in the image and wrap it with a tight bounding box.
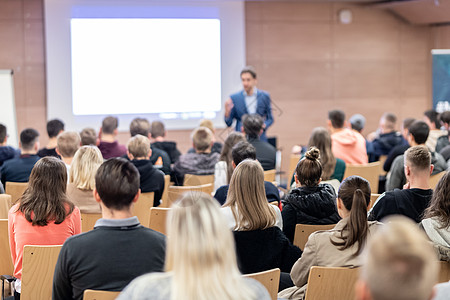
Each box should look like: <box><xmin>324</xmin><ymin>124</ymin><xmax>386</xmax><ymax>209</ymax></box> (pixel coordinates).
<box><xmin>53</xmin><ymin>158</ymin><xmax>166</xmax><ymax>300</ymax></box>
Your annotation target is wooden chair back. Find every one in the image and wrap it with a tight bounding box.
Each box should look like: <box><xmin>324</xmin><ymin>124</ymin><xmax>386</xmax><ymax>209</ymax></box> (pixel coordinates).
<box><xmin>0</xmin><ymin>219</ymin><xmax>14</xmax><ymax>276</ymax></box>
<box><xmin>439</xmin><ymin>261</ymin><xmax>450</xmax><ymax>283</ymax></box>
<box><xmin>244</xmin><ymin>268</ymin><xmax>280</xmax><ymax>300</ymax></box>
<box><xmin>0</xmin><ymin>194</ymin><xmax>12</xmax><ymax>219</ymax></box>
<box><xmin>183</xmin><ymin>174</ymin><xmax>214</xmax><ymax>186</ymax></box>
<box><xmin>343</xmin><ymin>161</ymin><xmax>381</xmax><ymax>194</ymax></box>
<box><xmin>162</xmin><ymin>184</ymin><xmax>213</xmax><ymax>208</ymax></box>
<box><xmin>263</xmin><ymin>169</ymin><xmax>276</xmax><ymax>182</ymax></box>
<box><xmin>369</xmin><ymin>193</ymin><xmax>380</xmax><ymax>211</ymax></box>
<box><xmin>20</xmin><ymin>245</ymin><xmax>62</xmax><ymax>300</ymax></box>
<box><xmin>83</xmin><ymin>289</ymin><xmax>120</xmax><ymax>300</ymax></box>
<box><xmin>81</xmin><ymin>213</ymin><xmax>103</xmax><ymax>232</ymax></box>
<box><xmin>148</xmin><ymin>207</ymin><xmax>170</xmax><ymax>235</ymax></box>
<box><xmin>288</xmin><ymin>155</ymin><xmax>301</xmax><ymax>183</ymax></box>
<box><xmin>378</xmin><ymin>155</ymin><xmax>387</xmax><ymax>175</ymax></box>
<box><xmin>304</xmin><ymin>266</ymin><xmax>359</xmax><ymax>300</ymax></box>
<box><xmin>132</xmin><ymin>192</ymin><xmax>154</xmax><ymax>227</ymax></box>
<box><xmin>160</xmin><ymin>175</ymin><xmax>171</xmax><ymax>206</ymax></box>
<box><xmin>5</xmin><ymin>182</ymin><xmax>28</xmax><ymax>204</ymax></box>
<box><xmin>429</xmin><ymin>171</ymin><xmax>445</xmax><ymax>189</ymax></box>
<box><xmin>293</xmin><ymin>224</ymin><xmax>336</xmax><ymax>251</ymax></box>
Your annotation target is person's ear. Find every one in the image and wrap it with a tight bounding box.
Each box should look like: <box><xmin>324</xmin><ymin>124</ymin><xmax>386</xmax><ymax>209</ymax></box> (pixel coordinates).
<box><xmin>404</xmin><ymin>165</ymin><xmax>411</xmax><ymax>177</ymax></box>
<box><xmin>132</xmin><ymin>189</ymin><xmax>141</xmax><ymax>203</ymax></box>
<box><xmin>318</xmin><ymin>177</ymin><xmax>322</xmax><ymax>184</ymax></box>
<box><xmin>127</xmin><ymin>151</ymin><xmax>134</xmax><ymax>160</ymax></box>
<box><xmin>355</xmin><ymin>280</ymin><xmax>372</xmax><ymax>300</ymax></box>
<box><xmin>113</xmin><ymin>129</ymin><xmax>118</xmax><ymax>136</ymax></box>
<box><xmin>147</xmin><ymin>149</ymin><xmax>152</xmax><ymax>159</ymax></box>
<box><xmin>56</xmin><ymin>148</ymin><xmax>61</xmax><ymax>156</ymax></box>
<box><xmin>93</xmin><ymin>188</ymin><xmax>101</xmax><ymax>203</ymax></box>
<box><xmin>232</xmin><ymin>160</ymin><xmax>236</xmax><ymax>169</ymax></box>
<box><xmin>336</xmin><ymin>198</ymin><xmax>343</xmax><ymax>210</ymax></box>
<box><xmin>294</xmin><ymin>174</ymin><xmax>299</xmax><ymax>185</ymax></box>
<box><xmin>430</xmin><ymin>164</ymin><xmax>434</xmax><ymax>175</ymax></box>
<box><xmin>34</xmin><ymin>141</ymin><xmax>39</xmax><ymax>152</ymax></box>
<box><xmin>327</xmin><ymin>120</ymin><xmax>332</xmax><ymax>129</ymax></box>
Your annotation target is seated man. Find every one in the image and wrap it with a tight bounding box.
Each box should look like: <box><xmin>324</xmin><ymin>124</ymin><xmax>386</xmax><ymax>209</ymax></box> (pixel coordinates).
<box><xmin>214</xmin><ymin>141</ymin><xmax>280</xmax><ymax>205</ymax></box>
<box><xmin>56</xmin><ymin>131</ymin><xmax>81</xmax><ymax>175</ymax></box>
<box><xmin>1</xmin><ymin>128</ymin><xmax>40</xmax><ymax>185</ymax></box>
<box><xmin>356</xmin><ymin>216</ymin><xmax>438</xmax><ymax>300</ymax></box>
<box><xmin>366</xmin><ymin>113</ymin><xmax>403</xmax><ymax>162</ymax></box>
<box><xmin>328</xmin><ymin>109</ymin><xmax>368</xmax><ymax>165</ymax></box>
<box><xmin>369</xmin><ymin>146</ymin><xmax>434</xmax><ymax>223</ymax></box>
<box><xmin>98</xmin><ymin>116</ymin><xmax>127</xmax><ymax>159</ymax></box>
<box><xmin>187</xmin><ymin>119</ymin><xmax>223</xmax><ymax>154</ymax></box>
<box><xmin>80</xmin><ymin>127</ymin><xmax>97</xmax><ymax>146</ymax></box>
<box><xmin>242</xmin><ymin>114</ymin><xmax>276</xmax><ymax>171</ymax></box>
<box><xmin>129</xmin><ymin>117</ymin><xmax>171</xmax><ymax>175</ymax></box>
<box><xmin>37</xmin><ymin>119</ymin><xmax>64</xmax><ymax>158</ymax></box>
<box><xmin>52</xmin><ymin>158</ymin><xmax>166</xmax><ymax>300</ymax></box>
<box><xmin>383</xmin><ymin>118</ymin><xmax>414</xmax><ymax>172</ymax></box>
<box><xmin>127</xmin><ymin>134</ymin><xmax>165</xmax><ymax>207</ymax></box>
<box><xmin>0</xmin><ymin>123</ymin><xmax>19</xmax><ymax>166</ymax></box>
<box><xmin>424</xmin><ymin>109</ymin><xmax>447</xmax><ymax>151</ymax></box>
<box><xmin>150</xmin><ymin>120</ymin><xmax>181</xmax><ymax>163</ymax></box>
<box><xmin>386</xmin><ymin>121</ymin><xmax>447</xmax><ymax>191</ymax></box>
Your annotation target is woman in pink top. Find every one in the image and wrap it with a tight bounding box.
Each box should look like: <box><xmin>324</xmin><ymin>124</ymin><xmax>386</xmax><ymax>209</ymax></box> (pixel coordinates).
<box><xmin>8</xmin><ymin>157</ymin><xmax>81</xmax><ymax>299</ymax></box>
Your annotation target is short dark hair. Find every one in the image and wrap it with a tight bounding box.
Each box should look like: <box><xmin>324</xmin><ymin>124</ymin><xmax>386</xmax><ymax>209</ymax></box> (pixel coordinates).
<box><xmin>150</xmin><ymin>121</ymin><xmax>165</xmax><ymax>138</ymax></box>
<box><xmin>403</xmin><ymin>118</ymin><xmax>416</xmax><ymax>130</ymax></box>
<box><xmin>47</xmin><ymin>119</ymin><xmax>64</xmax><ymax>138</ymax></box>
<box><xmin>231</xmin><ymin>141</ymin><xmax>256</xmax><ymax>166</ymax></box>
<box><xmin>102</xmin><ymin>116</ymin><xmax>119</xmax><ymax>134</ymax></box>
<box><xmin>440</xmin><ymin>111</ymin><xmax>450</xmax><ymax>125</ymax></box>
<box><xmin>80</xmin><ymin>128</ymin><xmax>97</xmax><ymax>146</ymax></box>
<box><xmin>20</xmin><ymin>128</ymin><xmax>39</xmax><ymax>151</ymax></box>
<box><xmin>328</xmin><ymin>110</ymin><xmax>345</xmax><ymax>129</ymax></box>
<box><xmin>95</xmin><ymin>158</ymin><xmax>140</xmax><ymax>211</ymax></box>
<box><xmin>383</xmin><ymin>113</ymin><xmax>397</xmax><ymax>130</ymax></box>
<box><xmin>240</xmin><ymin>67</ymin><xmax>256</xmax><ymax>79</ymax></box>
<box><xmin>242</xmin><ymin>114</ymin><xmax>263</xmax><ymax>138</ymax></box>
<box><xmin>0</xmin><ymin>124</ymin><xmax>6</xmax><ymax>143</ymax></box>
<box><xmin>408</xmin><ymin>121</ymin><xmax>429</xmax><ymax>145</ymax></box>
<box><xmin>130</xmin><ymin>118</ymin><xmax>150</xmax><ymax>137</ymax></box>
<box><xmin>424</xmin><ymin>109</ymin><xmax>440</xmax><ymax>129</ymax></box>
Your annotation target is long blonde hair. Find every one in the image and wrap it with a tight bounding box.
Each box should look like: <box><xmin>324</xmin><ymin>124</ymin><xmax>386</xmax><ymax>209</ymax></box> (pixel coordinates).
<box><xmin>69</xmin><ymin>145</ymin><xmax>103</xmax><ymax>190</ymax></box>
<box><xmin>224</xmin><ymin>159</ymin><xmax>276</xmax><ymax>230</ymax></box>
<box><xmin>166</xmin><ymin>193</ymin><xmax>255</xmax><ymax>300</ymax></box>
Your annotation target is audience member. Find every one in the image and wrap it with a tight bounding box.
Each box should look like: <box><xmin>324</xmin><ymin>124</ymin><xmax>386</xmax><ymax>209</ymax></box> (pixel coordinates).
<box><xmin>440</xmin><ymin>142</ymin><xmax>450</xmax><ymax>162</ymax></box>
<box><xmin>328</xmin><ymin>110</ymin><xmax>368</xmax><ymax>165</ymax></box>
<box><xmin>349</xmin><ymin>114</ymin><xmax>366</xmax><ymax>134</ymax></box>
<box><xmin>127</xmin><ymin>134</ymin><xmax>164</xmax><ymax>207</ymax></box>
<box><xmin>129</xmin><ymin>118</ymin><xmax>171</xmax><ymax>175</ymax></box>
<box><xmin>118</xmin><ymin>193</ymin><xmax>270</xmax><ymax>300</ymax></box>
<box><xmin>37</xmin><ymin>119</ymin><xmax>64</xmax><ymax>158</ymax></box>
<box><xmin>188</xmin><ymin>119</ymin><xmax>223</xmax><ymax>155</ymax></box>
<box><xmin>80</xmin><ymin>127</ymin><xmax>97</xmax><ymax>146</ymax></box>
<box><xmin>370</xmin><ymin>146</ymin><xmax>434</xmax><ymax>223</ymax></box>
<box><xmin>9</xmin><ymin>157</ymin><xmax>81</xmax><ymax>299</ymax></box>
<box><xmin>98</xmin><ymin>116</ymin><xmax>127</xmax><ymax>159</ymax></box>
<box><xmin>386</xmin><ymin>121</ymin><xmax>447</xmax><ymax>191</ymax></box>
<box><xmin>67</xmin><ymin>146</ymin><xmax>103</xmax><ymax>214</ymax></box>
<box><xmin>366</xmin><ymin>113</ymin><xmax>403</xmax><ymax>162</ymax></box>
<box><xmin>53</xmin><ymin>158</ymin><xmax>166</xmax><ymax>300</ymax></box>
<box><xmin>214</xmin><ymin>132</ymin><xmax>246</xmax><ymax>191</ymax></box>
<box><xmin>242</xmin><ymin>114</ymin><xmax>276</xmax><ymax>170</ymax></box>
<box><xmin>0</xmin><ymin>123</ymin><xmax>19</xmax><ymax>166</ymax></box>
<box><xmin>282</xmin><ymin>147</ymin><xmax>341</xmax><ymax>243</ymax></box>
<box><xmin>150</xmin><ymin>120</ymin><xmax>181</xmax><ymax>163</ymax></box>
<box><xmin>424</xmin><ymin>109</ymin><xmax>447</xmax><ymax>151</ymax></box>
<box><xmin>56</xmin><ymin>131</ymin><xmax>81</xmax><ymax>175</ymax></box>
<box><xmin>279</xmin><ymin>176</ymin><xmax>383</xmax><ymax>299</ymax></box>
<box><xmin>383</xmin><ymin>117</ymin><xmax>415</xmax><ymax>172</ymax></box>
<box><xmin>1</xmin><ymin>128</ymin><xmax>40</xmax><ymax>185</ymax></box>
<box><xmin>213</xmin><ymin>141</ymin><xmax>280</xmax><ymax>205</ymax></box>
<box><xmin>355</xmin><ymin>216</ymin><xmax>438</xmax><ymax>300</ymax></box>
<box><xmin>436</xmin><ymin>110</ymin><xmax>450</xmax><ymax>153</ymax></box>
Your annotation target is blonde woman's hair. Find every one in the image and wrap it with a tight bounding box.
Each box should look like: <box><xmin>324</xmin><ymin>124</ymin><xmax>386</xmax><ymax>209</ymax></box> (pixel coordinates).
<box><xmin>224</xmin><ymin>159</ymin><xmax>276</xmax><ymax>230</ymax></box>
<box><xmin>127</xmin><ymin>134</ymin><xmax>150</xmax><ymax>158</ymax></box>
<box><xmin>166</xmin><ymin>192</ymin><xmax>255</xmax><ymax>300</ymax></box>
<box><xmin>70</xmin><ymin>145</ymin><xmax>103</xmax><ymax>190</ymax></box>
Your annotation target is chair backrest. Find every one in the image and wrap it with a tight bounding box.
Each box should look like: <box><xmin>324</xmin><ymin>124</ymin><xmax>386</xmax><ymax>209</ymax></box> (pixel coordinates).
<box><xmin>21</xmin><ymin>245</ymin><xmax>62</xmax><ymax>300</ymax></box>
<box><xmin>378</xmin><ymin>155</ymin><xmax>387</xmax><ymax>175</ymax></box>
<box><xmin>244</xmin><ymin>268</ymin><xmax>280</xmax><ymax>300</ymax></box>
<box><xmin>429</xmin><ymin>171</ymin><xmax>445</xmax><ymax>189</ymax></box>
<box><xmin>148</xmin><ymin>207</ymin><xmax>170</xmax><ymax>235</ymax></box>
<box><xmin>293</xmin><ymin>224</ymin><xmax>336</xmax><ymax>251</ymax></box>
<box><xmin>83</xmin><ymin>289</ymin><xmax>120</xmax><ymax>300</ymax></box>
<box><xmin>132</xmin><ymin>192</ymin><xmax>154</xmax><ymax>227</ymax></box>
<box><xmin>81</xmin><ymin>213</ymin><xmax>103</xmax><ymax>232</ymax></box>
<box><xmin>183</xmin><ymin>174</ymin><xmax>214</xmax><ymax>186</ymax></box>
<box><xmin>160</xmin><ymin>175</ymin><xmax>171</xmax><ymax>206</ymax></box>
<box><xmin>0</xmin><ymin>219</ymin><xmax>14</xmax><ymax>276</ymax></box>
<box><xmin>439</xmin><ymin>261</ymin><xmax>450</xmax><ymax>283</ymax></box>
<box><xmin>163</xmin><ymin>183</ymin><xmax>213</xmax><ymax>208</ymax></box>
<box><xmin>288</xmin><ymin>155</ymin><xmax>301</xmax><ymax>183</ymax></box>
<box><xmin>304</xmin><ymin>266</ymin><xmax>359</xmax><ymax>300</ymax></box>
<box><xmin>0</xmin><ymin>194</ymin><xmax>12</xmax><ymax>219</ymax></box>
<box><xmin>369</xmin><ymin>193</ymin><xmax>380</xmax><ymax>211</ymax></box>
<box><xmin>343</xmin><ymin>161</ymin><xmax>381</xmax><ymax>194</ymax></box>
<box><xmin>263</xmin><ymin>169</ymin><xmax>276</xmax><ymax>182</ymax></box>
<box><xmin>5</xmin><ymin>182</ymin><xmax>28</xmax><ymax>204</ymax></box>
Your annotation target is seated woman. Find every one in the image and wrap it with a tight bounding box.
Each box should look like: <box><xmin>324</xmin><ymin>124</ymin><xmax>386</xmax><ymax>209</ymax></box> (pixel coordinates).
<box><xmin>421</xmin><ymin>171</ymin><xmax>450</xmax><ymax>261</ymax></box>
<box><xmin>282</xmin><ymin>147</ymin><xmax>341</xmax><ymax>243</ymax></box>
<box><xmin>8</xmin><ymin>157</ymin><xmax>81</xmax><ymax>299</ymax></box>
<box><xmin>279</xmin><ymin>176</ymin><xmax>383</xmax><ymax>299</ymax></box>
<box><xmin>117</xmin><ymin>193</ymin><xmax>270</xmax><ymax>300</ymax></box>
<box><xmin>67</xmin><ymin>145</ymin><xmax>103</xmax><ymax>213</ymax></box>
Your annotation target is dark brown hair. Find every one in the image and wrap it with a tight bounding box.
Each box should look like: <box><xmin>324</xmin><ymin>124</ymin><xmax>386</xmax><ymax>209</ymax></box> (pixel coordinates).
<box><xmin>150</xmin><ymin>121</ymin><xmax>165</xmax><ymax>138</ymax></box>
<box><xmin>296</xmin><ymin>147</ymin><xmax>322</xmax><ymax>187</ymax></box>
<box><xmin>129</xmin><ymin>117</ymin><xmax>151</xmax><ymax>137</ymax></box>
<box><xmin>240</xmin><ymin>66</ymin><xmax>257</xmax><ymax>79</ymax></box>
<box><xmin>308</xmin><ymin>127</ymin><xmax>336</xmax><ymax>180</ymax></box>
<box><xmin>423</xmin><ymin>171</ymin><xmax>450</xmax><ymax>229</ymax></box>
<box><xmin>331</xmin><ymin>175</ymin><xmax>370</xmax><ymax>256</ymax></box>
<box><xmin>101</xmin><ymin>116</ymin><xmax>119</xmax><ymax>134</ymax></box>
<box><xmin>328</xmin><ymin>110</ymin><xmax>345</xmax><ymax>129</ymax></box>
<box><xmin>18</xmin><ymin>157</ymin><xmax>73</xmax><ymax>226</ymax></box>
<box><xmin>219</xmin><ymin>132</ymin><xmax>246</xmax><ymax>183</ymax></box>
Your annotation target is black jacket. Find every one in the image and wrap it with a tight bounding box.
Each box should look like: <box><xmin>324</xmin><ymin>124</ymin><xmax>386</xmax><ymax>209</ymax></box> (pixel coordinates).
<box><xmin>282</xmin><ymin>184</ymin><xmax>341</xmax><ymax>243</ymax></box>
<box><xmin>367</xmin><ymin>132</ymin><xmax>404</xmax><ymax>162</ymax></box>
<box><xmin>131</xmin><ymin>160</ymin><xmax>165</xmax><ymax>207</ymax></box>
<box><xmin>151</xmin><ymin>141</ymin><xmax>181</xmax><ymax>163</ymax></box>
<box><xmin>247</xmin><ymin>136</ymin><xmax>276</xmax><ymax>171</ymax></box>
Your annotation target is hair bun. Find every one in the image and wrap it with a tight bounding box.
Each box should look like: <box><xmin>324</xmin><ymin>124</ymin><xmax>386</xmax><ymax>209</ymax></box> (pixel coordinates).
<box><xmin>305</xmin><ymin>147</ymin><xmax>320</xmax><ymax>161</ymax></box>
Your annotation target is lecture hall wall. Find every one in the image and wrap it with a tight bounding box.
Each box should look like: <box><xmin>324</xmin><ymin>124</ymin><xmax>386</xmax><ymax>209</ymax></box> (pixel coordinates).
<box><xmin>1</xmin><ymin>0</ymin><xmax>450</xmax><ymax>180</ymax></box>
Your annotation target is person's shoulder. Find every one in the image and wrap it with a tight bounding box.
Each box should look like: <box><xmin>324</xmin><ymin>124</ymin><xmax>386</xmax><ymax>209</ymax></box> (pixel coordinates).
<box><xmin>117</xmin><ymin>272</ymin><xmax>171</xmax><ymax>300</ymax></box>
<box><xmin>230</xmin><ymin>90</ymin><xmax>244</xmax><ymax>99</ymax></box>
<box><xmin>392</xmin><ymin>154</ymin><xmax>404</xmax><ymax>165</ymax></box>
<box><xmin>257</xmin><ymin>89</ymin><xmax>270</xmax><ymax>97</ymax></box>
<box><xmin>242</xmin><ymin>277</ymin><xmax>272</xmax><ymax>300</ymax></box>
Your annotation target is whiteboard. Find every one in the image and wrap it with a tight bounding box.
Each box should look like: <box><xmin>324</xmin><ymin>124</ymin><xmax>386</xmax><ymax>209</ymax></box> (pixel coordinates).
<box><xmin>0</xmin><ymin>70</ymin><xmax>18</xmax><ymax>148</ymax></box>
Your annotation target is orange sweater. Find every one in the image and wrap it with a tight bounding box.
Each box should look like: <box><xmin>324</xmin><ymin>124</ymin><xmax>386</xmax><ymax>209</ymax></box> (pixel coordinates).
<box><xmin>331</xmin><ymin>129</ymin><xmax>368</xmax><ymax>165</ymax></box>
<box><xmin>8</xmin><ymin>203</ymin><xmax>81</xmax><ymax>279</ymax></box>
